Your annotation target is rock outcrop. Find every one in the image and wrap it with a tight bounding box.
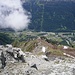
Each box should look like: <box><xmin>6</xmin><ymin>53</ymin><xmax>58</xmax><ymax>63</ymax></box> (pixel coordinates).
<box><xmin>0</xmin><ymin>44</ymin><xmax>75</xmax><ymax>75</ymax></box>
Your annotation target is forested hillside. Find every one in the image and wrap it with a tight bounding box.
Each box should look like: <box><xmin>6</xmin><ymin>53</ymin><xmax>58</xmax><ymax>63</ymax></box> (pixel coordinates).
<box><xmin>23</xmin><ymin>0</ymin><xmax>75</xmax><ymax>32</ymax></box>
<box><xmin>0</xmin><ymin>33</ymin><xmax>13</xmax><ymax>45</ymax></box>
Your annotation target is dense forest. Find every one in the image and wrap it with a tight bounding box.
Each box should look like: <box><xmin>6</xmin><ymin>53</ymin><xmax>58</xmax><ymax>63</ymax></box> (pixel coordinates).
<box><xmin>0</xmin><ymin>33</ymin><xmax>13</xmax><ymax>45</ymax></box>
<box><xmin>23</xmin><ymin>0</ymin><xmax>75</xmax><ymax>32</ymax></box>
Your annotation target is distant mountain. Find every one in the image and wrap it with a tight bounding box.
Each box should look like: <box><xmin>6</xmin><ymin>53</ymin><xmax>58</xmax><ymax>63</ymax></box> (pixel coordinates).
<box><xmin>23</xmin><ymin>0</ymin><xmax>75</xmax><ymax>32</ymax></box>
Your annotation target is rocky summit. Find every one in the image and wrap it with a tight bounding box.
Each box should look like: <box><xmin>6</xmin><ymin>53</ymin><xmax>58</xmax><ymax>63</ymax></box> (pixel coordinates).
<box><xmin>0</xmin><ymin>44</ymin><xmax>75</xmax><ymax>75</ymax></box>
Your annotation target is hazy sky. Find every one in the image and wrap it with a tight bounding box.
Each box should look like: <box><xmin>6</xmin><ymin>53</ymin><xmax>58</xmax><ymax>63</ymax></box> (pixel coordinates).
<box><xmin>0</xmin><ymin>0</ymin><xmax>31</xmax><ymax>31</ymax></box>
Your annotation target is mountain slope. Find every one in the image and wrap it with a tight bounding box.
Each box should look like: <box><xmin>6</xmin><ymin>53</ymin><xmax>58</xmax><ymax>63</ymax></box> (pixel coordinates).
<box><xmin>0</xmin><ymin>32</ymin><xmax>13</xmax><ymax>45</ymax></box>
<box><xmin>23</xmin><ymin>0</ymin><xmax>75</xmax><ymax>32</ymax></box>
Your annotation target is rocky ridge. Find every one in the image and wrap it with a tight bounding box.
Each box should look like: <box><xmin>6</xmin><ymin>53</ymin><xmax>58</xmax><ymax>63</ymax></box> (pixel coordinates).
<box><xmin>0</xmin><ymin>44</ymin><xmax>75</xmax><ymax>75</ymax></box>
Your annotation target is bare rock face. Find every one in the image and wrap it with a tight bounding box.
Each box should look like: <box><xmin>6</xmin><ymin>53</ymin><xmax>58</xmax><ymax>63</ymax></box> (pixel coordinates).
<box><xmin>0</xmin><ymin>45</ymin><xmax>75</xmax><ymax>75</ymax></box>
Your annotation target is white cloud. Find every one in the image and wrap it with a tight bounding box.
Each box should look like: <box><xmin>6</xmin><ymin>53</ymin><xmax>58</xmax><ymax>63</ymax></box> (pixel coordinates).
<box><xmin>0</xmin><ymin>0</ymin><xmax>31</xmax><ymax>31</ymax></box>
<box><xmin>5</xmin><ymin>11</ymin><xmax>30</xmax><ymax>31</ymax></box>
<box><xmin>0</xmin><ymin>0</ymin><xmax>21</xmax><ymax>8</ymax></box>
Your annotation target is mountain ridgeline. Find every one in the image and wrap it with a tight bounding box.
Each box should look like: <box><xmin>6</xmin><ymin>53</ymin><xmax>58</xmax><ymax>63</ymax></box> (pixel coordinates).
<box><xmin>23</xmin><ymin>0</ymin><xmax>75</xmax><ymax>32</ymax></box>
